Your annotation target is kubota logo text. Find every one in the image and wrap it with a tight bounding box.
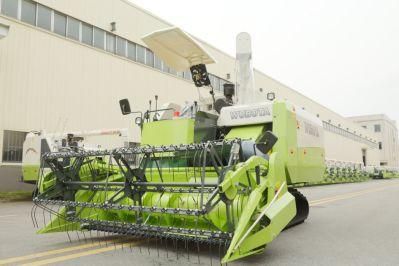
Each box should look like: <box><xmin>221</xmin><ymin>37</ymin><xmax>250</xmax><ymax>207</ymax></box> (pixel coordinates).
<box><xmin>230</xmin><ymin>108</ymin><xmax>271</xmax><ymax>120</ymax></box>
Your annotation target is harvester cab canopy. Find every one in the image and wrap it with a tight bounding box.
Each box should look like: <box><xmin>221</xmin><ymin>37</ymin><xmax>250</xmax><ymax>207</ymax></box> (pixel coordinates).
<box><xmin>142</xmin><ymin>27</ymin><xmax>216</xmax><ymax>72</ymax></box>
<box><xmin>143</xmin><ymin>27</ymin><xmax>219</xmax><ymax>109</ymax></box>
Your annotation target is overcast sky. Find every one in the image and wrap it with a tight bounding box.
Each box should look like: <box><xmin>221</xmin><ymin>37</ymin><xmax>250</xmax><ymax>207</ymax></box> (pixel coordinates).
<box><xmin>131</xmin><ymin>0</ymin><xmax>399</xmax><ymax>124</ymax></box>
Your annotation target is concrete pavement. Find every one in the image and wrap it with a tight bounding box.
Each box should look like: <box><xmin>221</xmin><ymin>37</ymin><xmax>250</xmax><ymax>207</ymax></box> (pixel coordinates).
<box><xmin>1</xmin><ymin>179</ymin><xmax>398</xmax><ymax>266</ymax></box>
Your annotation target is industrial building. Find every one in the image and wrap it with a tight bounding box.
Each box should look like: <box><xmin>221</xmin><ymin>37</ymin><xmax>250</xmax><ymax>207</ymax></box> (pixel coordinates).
<box><xmin>349</xmin><ymin>114</ymin><xmax>399</xmax><ymax>167</ymax></box>
<box><xmin>0</xmin><ymin>0</ymin><xmax>394</xmax><ymax>190</ymax></box>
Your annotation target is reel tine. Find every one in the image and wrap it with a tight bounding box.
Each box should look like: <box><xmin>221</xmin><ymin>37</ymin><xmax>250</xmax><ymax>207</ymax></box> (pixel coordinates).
<box><xmin>113</xmin><ymin>231</ymin><xmax>117</xmax><ymax>250</ymax></box>
<box><xmin>224</xmin><ymin>240</ymin><xmax>228</xmax><ymax>264</ymax></box>
<box><xmin>209</xmin><ymin>242</ymin><xmax>212</xmax><ymax>266</ymax></box>
<box><xmin>96</xmin><ymin>214</ymin><xmax>101</xmax><ymax>246</ymax></box>
<box><xmin>104</xmin><ymin>230</ymin><xmax>108</xmax><ymax>246</ymax></box>
<box><xmin>174</xmin><ymin>238</ymin><xmax>178</xmax><ymax>260</ymax></box>
<box><xmin>42</xmin><ymin>207</ymin><xmax>46</xmax><ymax>228</ymax></box>
<box><xmin>34</xmin><ymin>205</ymin><xmax>40</xmax><ymax>228</ymax></box>
<box><xmin>165</xmin><ymin>236</ymin><xmax>168</xmax><ymax>258</ymax></box>
<box><xmin>186</xmin><ymin>239</ymin><xmax>189</xmax><ymax>261</ymax></box>
<box><xmin>197</xmin><ymin>240</ymin><xmax>200</xmax><ymax>264</ymax></box>
<box><xmin>30</xmin><ymin>204</ymin><xmax>37</xmax><ymax>228</ymax></box>
<box><xmin>219</xmin><ymin>241</ymin><xmax>222</xmax><ymax>262</ymax></box>
<box><xmin>156</xmin><ymin>234</ymin><xmax>160</xmax><ymax>258</ymax></box>
<box><xmin>65</xmin><ymin>221</ymin><xmax>72</xmax><ymax>243</ymax></box>
<box><xmin>75</xmin><ymin>229</ymin><xmax>81</xmax><ymax>242</ymax></box>
<box><xmin>82</xmin><ymin>229</ymin><xmax>88</xmax><ymax>243</ymax></box>
<box><xmin>89</xmin><ymin>229</ymin><xmax>94</xmax><ymax>244</ymax></box>
<box><xmin>49</xmin><ymin>205</ymin><xmax>53</xmax><ymax>230</ymax></box>
<box><xmin>57</xmin><ymin>205</ymin><xmax>62</xmax><ymax>229</ymax></box>
<box><xmin>147</xmin><ymin>237</ymin><xmax>150</xmax><ymax>255</ymax></box>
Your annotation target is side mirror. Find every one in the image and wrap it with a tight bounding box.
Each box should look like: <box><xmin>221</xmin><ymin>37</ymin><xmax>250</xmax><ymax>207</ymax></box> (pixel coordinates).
<box><xmin>119</xmin><ymin>99</ymin><xmax>131</xmax><ymax>115</ymax></box>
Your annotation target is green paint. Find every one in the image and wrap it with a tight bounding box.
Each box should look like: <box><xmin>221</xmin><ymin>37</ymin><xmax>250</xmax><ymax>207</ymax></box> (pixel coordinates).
<box><xmin>271</xmin><ymin>102</ymin><xmax>325</xmax><ymax>184</ymax></box>
<box><xmin>141</xmin><ymin>119</ymin><xmax>195</xmax><ymax>145</ymax></box>
<box><xmin>22</xmin><ymin>165</ymin><xmax>40</xmax><ymax>182</ymax></box>
<box><xmin>225</xmin><ymin>125</ymin><xmax>265</xmax><ymax>141</ymax></box>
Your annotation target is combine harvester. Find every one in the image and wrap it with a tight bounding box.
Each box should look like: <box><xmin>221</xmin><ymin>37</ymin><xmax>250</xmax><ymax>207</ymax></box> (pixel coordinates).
<box><xmin>22</xmin><ymin>129</ymin><xmax>128</xmax><ymax>185</ymax></box>
<box><xmin>370</xmin><ymin>167</ymin><xmax>399</xmax><ymax>179</ymax></box>
<box><xmin>315</xmin><ymin>162</ymin><xmax>399</xmax><ymax>185</ymax></box>
<box><xmin>317</xmin><ymin>160</ymin><xmax>370</xmax><ymax>185</ymax></box>
<box><xmin>33</xmin><ymin>28</ymin><xmax>326</xmax><ymax>263</ymax></box>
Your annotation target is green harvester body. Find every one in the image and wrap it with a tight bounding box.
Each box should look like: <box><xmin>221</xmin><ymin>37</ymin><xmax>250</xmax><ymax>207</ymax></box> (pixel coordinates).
<box><xmin>34</xmin><ymin>101</ymin><xmax>326</xmax><ymax>263</ymax></box>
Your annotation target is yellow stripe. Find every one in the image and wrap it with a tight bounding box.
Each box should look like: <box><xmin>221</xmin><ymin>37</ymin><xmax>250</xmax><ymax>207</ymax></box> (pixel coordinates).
<box><xmin>21</xmin><ymin>241</ymin><xmax>141</xmax><ymax>266</ymax></box>
<box><xmin>309</xmin><ymin>183</ymin><xmax>399</xmax><ymax>206</ymax></box>
<box><xmin>310</xmin><ymin>183</ymin><xmax>399</xmax><ymax>204</ymax></box>
<box><xmin>0</xmin><ymin>238</ymin><xmax>119</xmax><ymax>265</ymax></box>
<box><xmin>0</xmin><ymin>215</ymin><xmax>17</xmax><ymax>219</ymax></box>
<box><xmin>310</xmin><ymin>185</ymin><xmax>390</xmax><ymax>203</ymax></box>
<box><xmin>310</xmin><ymin>189</ymin><xmax>378</xmax><ymax>204</ymax></box>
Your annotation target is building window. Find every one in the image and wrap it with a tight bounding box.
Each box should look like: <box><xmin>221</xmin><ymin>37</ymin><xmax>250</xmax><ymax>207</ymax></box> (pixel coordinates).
<box><xmin>184</xmin><ymin>70</ymin><xmax>191</xmax><ymax>80</ymax></box>
<box><xmin>21</xmin><ymin>0</ymin><xmax>37</xmax><ymax>26</ymax></box>
<box><xmin>209</xmin><ymin>75</ymin><xmax>215</xmax><ymax>87</ymax></box>
<box><xmin>374</xmin><ymin>124</ymin><xmax>381</xmax><ymax>132</ymax></box>
<box><xmin>214</xmin><ymin>76</ymin><xmax>220</xmax><ymax>91</ymax></box>
<box><xmin>1</xmin><ymin>0</ymin><xmax>19</xmax><ymax>19</ymax></box>
<box><xmin>220</xmin><ymin>80</ymin><xmax>225</xmax><ymax>91</ymax></box>
<box><xmin>162</xmin><ymin>63</ymin><xmax>170</xmax><ymax>74</ymax></box>
<box><xmin>379</xmin><ymin>142</ymin><xmax>382</xmax><ymax>150</ymax></box>
<box><xmin>93</xmin><ymin>27</ymin><xmax>105</xmax><ymax>49</ymax></box>
<box><xmin>322</xmin><ymin>121</ymin><xmax>377</xmax><ymax>149</ymax></box>
<box><xmin>81</xmin><ymin>23</ymin><xmax>93</xmax><ymax>45</ymax></box>
<box><xmin>116</xmin><ymin>37</ymin><xmax>127</xmax><ymax>57</ymax></box>
<box><xmin>154</xmin><ymin>55</ymin><xmax>163</xmax><ymax>71</ymax></box>
<box><xmin>53</xmin><ymin>12</ymin><xmax>66</xmax><ymax>36</ymax></box>
<box><xmin>106</xmin><ymin>33</ymin><xmax>116</xmax><ymax>53</ymax></box>
<box><xmin>145</xmin><ymin>49</ymin><xmax>154</xmax><ymax>67</ymax></box>
<box><xmin>67</xmin><ymin>17</ymin><xmax>80</xmax><ymax>41</ymax></box>
<box><xmin>127</xmin><ymin>41</ymin><xmax>136</xmax><ymax>61</ymax></box>
<box><xmin>2</xmin><ymin>130</ymin><xmax>28</xmax><ymax>163</ymax></box>
<box><xmin>168</xmin><ymin>67</ymin><xmax>177</xmax><ymax>76</ymax></box>
<box><xmin>362</xmin><ymin>125</ymin><xmax>367</xmax><ymax>129</ymax></box>
<box><xmin>37</xmin><ymin>4</ymin><xmax>52</xmax><ymax>31</ymax></box>
<box><xmin>136</xmin><ymin>45</ymin><xmax>146</xmax><ymax>64</ymax></box>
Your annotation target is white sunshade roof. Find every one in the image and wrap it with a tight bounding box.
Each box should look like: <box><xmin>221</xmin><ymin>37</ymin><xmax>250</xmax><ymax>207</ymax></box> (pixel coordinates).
<box><xmin>142</xmin><ymin>27</ymin><xmax>216</xmax><ymax>71</ymax></box>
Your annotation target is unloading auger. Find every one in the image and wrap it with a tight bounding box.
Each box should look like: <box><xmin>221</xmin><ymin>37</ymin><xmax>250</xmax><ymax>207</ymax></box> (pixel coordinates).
<box><xmin>32</xmin><ymin>28</ymin><xmax>325</xmax><ymax>263</ymax></box>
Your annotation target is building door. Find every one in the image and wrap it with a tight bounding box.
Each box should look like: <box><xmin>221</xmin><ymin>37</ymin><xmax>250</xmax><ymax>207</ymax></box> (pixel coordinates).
<box><xmin>362</xmin><ymin>149</ymin><xmax>367</xmax><ymax>166</ymax></box>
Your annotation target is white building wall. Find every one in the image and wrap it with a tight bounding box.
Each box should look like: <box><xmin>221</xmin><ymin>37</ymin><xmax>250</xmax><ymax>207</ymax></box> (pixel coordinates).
<box><xmin>348</xmin><ymin>114</ymin><xmax>399</xmax><ymax>167</ymax></box>
<box><xmin>0</xmin><ymin>0</ymin><xmax>380</xmax><ymax>169</ymax></box>
<box><xmin>0</xmin><ymin>16</ymin><xmax>199</xmax><ymax>153</ymax></box>
<box><xmin>35</xmin><ymin>0</ymin><xmax>236</xmax><ymax>81</ymax></box>
<box><xmin>253</xmin><ymin>71</ymin><xmax>380</xmax><ymax>166</ymax></box>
